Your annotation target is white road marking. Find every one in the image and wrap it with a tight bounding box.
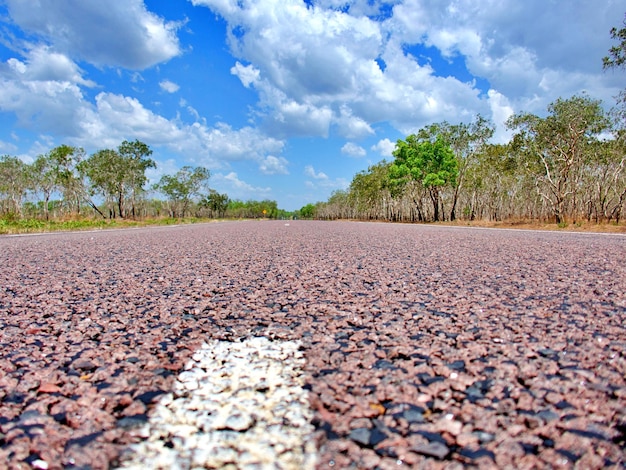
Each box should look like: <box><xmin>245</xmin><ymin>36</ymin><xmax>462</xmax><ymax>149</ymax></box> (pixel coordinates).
<box><xmin>117</xmin><ymin>337</ymin><xmax>317</xmax><ymax>470</ymax></box>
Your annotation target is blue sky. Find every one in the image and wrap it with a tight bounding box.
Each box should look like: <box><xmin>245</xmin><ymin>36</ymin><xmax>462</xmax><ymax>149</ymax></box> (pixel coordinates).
<box><xmin>0</xmin><ymin>0</ymin><xmax>623</xmax><ymax>211</ymax></box>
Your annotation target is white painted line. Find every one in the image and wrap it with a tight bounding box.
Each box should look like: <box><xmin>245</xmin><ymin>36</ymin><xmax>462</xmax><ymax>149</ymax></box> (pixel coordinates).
<box><xmin>117</xmin><ymin>337</ymin><xmax>317</xmax><ymax>470</ymax></box>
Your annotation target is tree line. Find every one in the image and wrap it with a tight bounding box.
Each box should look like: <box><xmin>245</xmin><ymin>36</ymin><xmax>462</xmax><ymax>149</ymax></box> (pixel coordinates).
<box><xmin>0</xmin><ymin>139</ymin><xmax>283</xmax><ymax>221</ymax></box>
<box><xmin>307</xmin><ymin>18</ymin><xmax>626</xmax><ymax>225</ymax></box>
<box><xmin>309</xmin><ymin>94</ymin><xmax>625</xmax><ymax>225</ymax></box>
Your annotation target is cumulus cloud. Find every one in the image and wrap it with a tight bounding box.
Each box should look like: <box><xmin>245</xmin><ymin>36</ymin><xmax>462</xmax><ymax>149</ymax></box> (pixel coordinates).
<box><xmin>6</xmin><ymin>46</ymin><xmax>96</xmax><ymax>87</ymax></box>
<box><xmin>303</xmin><ymin>164</ymin><xmax>348</xmax><ymax>191</ymax></box>
<box><xmin>194</xmin><ymin>0</ymin><xmax>622</xmax><ymax>140</ymax></box>
<box><xmin>212</xmin><ymin>172</ymin><xmax>272</xmax><ymax>200</ymax></box>
<box><xmin>304</xmin><ymin>165</ymin><xmax>328</xmax><ymax>180</ymax></box>
<box><xmin>159</xmin><ymin>80</ymin><xmax>180</xmax><ymax>93</ymax></box>
<box><xmin>259</xmin><ymin>155</ymin><xmax>289</xmax><ymax>175</ymax></box>
<box><xmin>371</xmin><ymin>138</ymin><xmax>396</xmax><ymax>157</ymax></box>
<box><xmin>4</xmin><ymin>0</ymin><xmax>181</xmax><ymax>69</ymax></box>
<box><xmin>341</xmin><ymin>142</ymin><xmax>367</xmax><ymax>158</ymax></box>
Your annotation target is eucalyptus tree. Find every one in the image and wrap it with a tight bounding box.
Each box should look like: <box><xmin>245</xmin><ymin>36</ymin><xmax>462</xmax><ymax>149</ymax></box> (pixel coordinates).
<box><xmin>0</xmin><ymin>155</ymin><xmax>29</xmax><ymax>217</ymax></box>
<box><xmin>582</xmin><ymin>138</ymin><xmax>626</xmax><ymax>223</ymax></box>
<box><xmin>79</xmin><ymin>140</ymin><xmax>155</xmax><ymax>218</ymax></box>
<box><xmin>507</xmin><ymin>95</ymin><xmax>610</xmax><ymax>223</ymax></box>
<box><xmin>155</xmin><ymin>166</ymin><xmax>210</xmax><ymax>217</ymax></box>
<box><xmin>431</xmin><ymin>116</ymin><xmax>494</xmax><ymax>220</ymax></box>
<box><xmin>117</xmin><ymin>140</ymin><xmax>156</xmax><ymax>217</ymax></box>
<box><xmin>348</xmin><ymin>161</ymin><xmax>392</xmax><ymax>219</ymax></box>
<box><xmin>29</xmin><ymin>145</ymin><xmax>85</xmax><ymax>219</ymax></box>
<box><xmin>604</xmin><ymin>15</ymin><xmax>626</xmax><ymax>71</ymax></box>
<box><xmin>200</xmin><ymin>189</ymin><xmax>229</xmax><ymax>218</ymax></box>
<box><xmin>390</xmin><ymin>133</ymin><xmax>458</xmax><ymax>221</ymax></box>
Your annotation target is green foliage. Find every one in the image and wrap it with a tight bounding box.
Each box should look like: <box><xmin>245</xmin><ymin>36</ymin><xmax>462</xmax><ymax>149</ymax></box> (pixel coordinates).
<box><xmin>390</xmin><ymin>133</ymin><xmax>458</xmax><ymax>221</ymax></box>
<box><xmin>507</xmin><ymin>94</ymin><xmax>610</xmax><ymax>223</ymax></box>
<box><xmin>226</xmin><ymin>199</ymin><xmax>279</xmax><ymax>218</ymax></box>
<box><xmin>78</xmin><ymin>140</ymin><xmax>155</xmax><ymax>218</ymax></box>
<box><xmin>299</xmin><ymin>203</ymin><xmax>316</xmax><ymax>218</ymax></box>
<box><xmin>154</xmin><ymin>166</ymin><xmax>210</xmax><ymax>217</ymax></box>
<box><xmin>603</xmin><ymin>15</ymin><xmax>626</xmax><ymax>70</ymax></box>
<box><xmin>200</xmin><ymin>189</ymin><xmax>229</xmax><ymax>218</ymax></box>
<box><xmin>0</xmin><ymin>155</ymin><xmax>29</xmax><ymax>216</ymax></box>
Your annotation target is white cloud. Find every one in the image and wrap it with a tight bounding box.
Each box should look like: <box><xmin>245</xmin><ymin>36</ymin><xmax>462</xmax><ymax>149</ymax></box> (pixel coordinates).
<box><xmin>487</xmin><ymin>89</ymin><xmax>514</xmax><ymax>144</ymax></box>
<box><xmin>341</xmin><ymin>142</ymin><xmax>366</xmax><ymax>158</ymax></box>
<box><xmin>304</xmin><ymin>165</ymin><xmax>328</xmax><ymax>180</ymax></box>
<box><xmin>303</xmin><ymin>164</ymin><xmax>348</xmax><ymax>191</ymax></box>
<box><xmin>212</xmin><ymin>172</ymin><xmax>272</xmax><ymax>200</ymax></box>
<box><xmin>6</xmin><ymin>46</ymin><xmax>96</xmax><ymax>87</ymax></box>
<box><xmin>231</xmin><ymin>62</ymin><xmax>260</xmax><ymax>88</ymax></box>
<box><xmin>371</xmin><ymin>138</ymin><xmax>396</xmax><ymax>157</ymax></box>
<box><xmin>259</xmin><ymin>155</ymin><xmax>289</xmax><ymax>175</ymax></box>
<box><xmin>159</xmin><ymin>80</ymin><xmax>180</xmax><ymax>93</ymax></box>
<box><xmin>193</xmin><ymin>0</ymin><xmax>623</xmax><ymax>140</ymax></box>
<box><xmin>4</xmin><ymin>0</ymin><xmax>181</xmax><ymax>69</ymax></box>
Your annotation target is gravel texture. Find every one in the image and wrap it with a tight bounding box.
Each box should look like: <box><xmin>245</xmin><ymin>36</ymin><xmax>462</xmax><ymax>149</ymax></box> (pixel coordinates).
<box><xmin>0</xmin><ymin>220</ymin><xmax>625</xmax><ymax>469</ymax></box>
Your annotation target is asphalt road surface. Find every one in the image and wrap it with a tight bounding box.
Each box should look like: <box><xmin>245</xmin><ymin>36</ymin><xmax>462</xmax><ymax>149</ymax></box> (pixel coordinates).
<box><xmin>1</xmin><ymin>221</ymin><xmax>624</xmax><ymax>469</ymax></box>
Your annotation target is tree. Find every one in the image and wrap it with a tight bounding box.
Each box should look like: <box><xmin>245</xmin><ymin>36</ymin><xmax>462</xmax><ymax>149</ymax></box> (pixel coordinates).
<box><xmin>155</xmin><ymin>166</ymin><xmax>210</xmax><ymax>218</ymax></box>
<box><xmin>507</xmin><ymin>95</ymin><xmax>610</xmax><ymax>223</ymax></box>
<box><xmin>348</xmin><ymin>161</ymin><xmax>393</xmax><ymax>220</ymax></box>
<box><xmin>390</xmin><ymin>134</ymin><xmax>458</xmax><ymax>221</ymax></box>
<box><xmin>29</xmin><ymin>145</ymin><xmax>84</xmax><ymax>219</ymax></box>
<box><xmin>428</xmin><ymin>117</ymin><xmax>494</xmax><ymax>220</ymax></box>
<box><xmin>200</xmin><ymin>189</ymin><xmax>229</xmax><ymax>218</ymax></box>
<box><xmin>0</xmin><ymin>155</ymin><xmax>29</xmax><ymax>217</ymax></box>
<box><xmin>79</xmin><ymin>140</ymin><xmax>155</xmax><ymax>218</ymax></box>
<box><xmin>603</xmin><ymin>15</ymin><xmax>626</xmax><ymax>70</ymax></box>
<box><xmin>299</xmin><ymin>203</ymin><xmax>316</xmax><ymax>219</ymax></box>
<box><xmin>29</xmin><ymin>154</ymin><xmax>57</xmax><ymax>220</ymax></box>
<box><xmin>118</xmin><ymin>140</ymin><xmax>155</xmax><ymax>217</ymax></box>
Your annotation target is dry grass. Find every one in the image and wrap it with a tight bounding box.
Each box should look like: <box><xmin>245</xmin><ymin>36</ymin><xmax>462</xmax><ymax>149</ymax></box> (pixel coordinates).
<box><xmin>435</xmin><ymin>218</ymin><xmax>626</xmax><ymax>234</ymax></box>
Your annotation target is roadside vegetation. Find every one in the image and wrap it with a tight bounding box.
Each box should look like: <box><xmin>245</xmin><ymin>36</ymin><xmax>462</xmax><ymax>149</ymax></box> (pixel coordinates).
<box><xmin>301</xmin><ymin>18</ymin><xmax>626</xmax><ymax>230</ymax></box>
<box><xmin>0</xmin><ymin>139</ymin><xmax>294</xmax><ymax>234</ymax></box>
<box><xmin>2</xmin><ymin>18</ymin><xmax>625</xmax><ymax>235</ymax></box>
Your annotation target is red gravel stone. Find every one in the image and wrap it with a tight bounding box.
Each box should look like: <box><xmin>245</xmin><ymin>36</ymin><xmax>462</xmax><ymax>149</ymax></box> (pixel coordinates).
<box><xmin>0</xmin><ymin>221</ymin><xmax>625</xmax><ymax>468</ymax></box>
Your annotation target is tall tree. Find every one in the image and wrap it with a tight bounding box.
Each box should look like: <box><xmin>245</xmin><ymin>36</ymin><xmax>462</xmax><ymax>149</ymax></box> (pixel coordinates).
<box><xmin>117</xmin><ymin>140</ymin><xmax>156</xmax><ymax>217</ymax></box>
<box><xmin>29</xmin><ymin>145</ymin><xmax>84</xmax><ymax>219</ymax></box>
<box><xmin>0</xmin><ymin>155</ymin><xmax>29</xmax><ymax>217</ymax></box>
<box><xmin>603</xmin><ymin>15</ymin><xmax>626</xmax><ymax>71</ymax></box>
<box><xmin>200</xmin><ymin>189</ymin><xmax>229</xmax><ymax>218</ymax></box>
<box><xmin>390</xmin><ymin>134</ymin><xmax>458</xmax><ymax>221</ymax></box>
<box><xmin>155</xmin><ymin>166</ymin><xmax>210</xmax><ymax>218</ymax></box>
<box><xmin>507</xmin><ymin>95</ymin><xmax>610</xmax><ymax>223</ymax></box>
<box><xmin>429</xmin><ymin>117</ymin><xmax>494</xmax><ymax>220</ymax></box>
<box><xmin>79</xmin><ymin>140</ymin><xmax>155</xmax><ymax>218</ymax></box>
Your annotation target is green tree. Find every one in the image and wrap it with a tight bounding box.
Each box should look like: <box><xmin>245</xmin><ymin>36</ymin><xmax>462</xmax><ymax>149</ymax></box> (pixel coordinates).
<box><xmin>155</xmin><ymin>166</ymin><xmax>210</xmax><ymax>218</ymax></box>
<box><xmin>507</xmin><ymin>94</ymin><xmax>610</xmax><ymax>223</ymax></box>
<box><xmin>79</xmin><ymin>140</ymin><xmax>155</xmax><ymax>218</ymax></box>
<box><xmin>29</xmin><ymin>145</ymin><xmax>84</xmax><ymax>219</ymax></box>
<box><xmin>390</xmin><ymin>134</ymin><xmax>458</xmax><ymax>221</ymax></box>
<box><xmin>348</xmin><ymin>161</ymin><xmax>393</xmax><ymax>220</ymax></box>
<box><xmin>603</xmin><ymin>15</ymin><xmax>626</xmax><ymax>70</ymax></box>
<box><xmin>200</xmin><ymin>189</ymin><xmax>229</xmax><ymax>218</ymax></box>
<box><xmin>117</xmin><ymin>140</ymin><xmax>156</xmax><ymax>217</ymax></box>
<box><xmin>0</xmin><ymin>155</ymin><xmax>29</xmax><ymax>217</ymax></box>
<box><xmin>299</xmin><ymin>203</ymin><xmax>316</xmax><ymax>219</ymax></box>
<box><xmin>427</xmin><ymin>117</ymin><xmax>494</xmax><ymax>220</ymax></box>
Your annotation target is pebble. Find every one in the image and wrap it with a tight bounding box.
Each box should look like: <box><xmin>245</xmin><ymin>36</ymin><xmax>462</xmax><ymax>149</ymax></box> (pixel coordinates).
<box><xmin>117</xmin><ymin>337</ymin><xmax>317</xmax><ymax>469</ymax></box>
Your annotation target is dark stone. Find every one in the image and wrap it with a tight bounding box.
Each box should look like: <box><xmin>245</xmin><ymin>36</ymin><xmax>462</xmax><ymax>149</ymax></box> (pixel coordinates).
<box><xmin>349</xmin><ymin>427</ymin><xmax>387</xmax><ymax>447</ymax></box>
<box><xmin>73</xmin><ymin>359</ymin><xmax>97</xmax><ymax>371</ymax></box>
<box><xmin>134</xmin><ymin>390</ymin><xmax>165</xmax><ymax>404</ymax></box>
<box><xmin>117</xmin><ymin>414</ymin><xmax>149</xmax><ymax>429</ymax></box>
<box><xmin>446</xmin><ymin>360</ymin><xmax>466</xmax><ymax>371</ymax></box>
<box><xmin>411</xmin><ymin>441</ymin><xmax>450</xmax><ymax>459</ymax></box>
<box><xmin>459</xmin><ymin>447</ymin><xmax>495</xmax><ymax>461</ymax></box>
